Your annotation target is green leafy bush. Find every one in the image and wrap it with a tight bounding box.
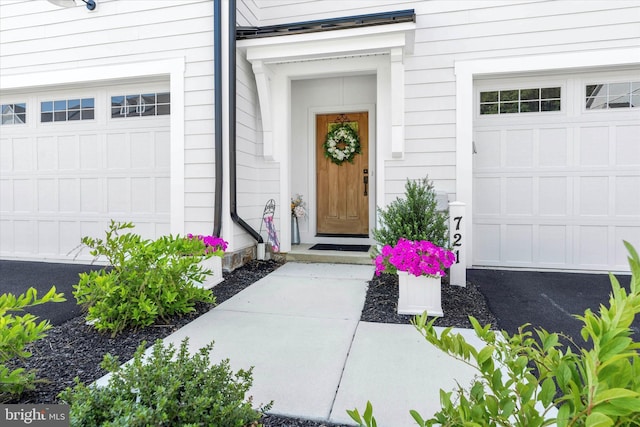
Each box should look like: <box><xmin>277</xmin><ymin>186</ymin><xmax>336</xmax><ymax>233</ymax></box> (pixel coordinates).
<box><xmin>350</xmin><ymin>241</ymin><xmax>640</xmax><ymax>427</ymax></box>
<box><xmin>59</xmin><ymin>338</ymin><xmax>272</xmax><ymax>426</ymax></box>
<box><xmin>74</xmin><ymin>221</ymin><xmax>216</xmax><ymax>336</ymax></box>
<box><xmin>371</xmin><ymin>177</ymin><xmax>449</xmax><ymax>252</ymax></box>
<box><xmin>1</xmin><ymin>287</ymin><xmax>65</xmax><ymax>401</ymax></box>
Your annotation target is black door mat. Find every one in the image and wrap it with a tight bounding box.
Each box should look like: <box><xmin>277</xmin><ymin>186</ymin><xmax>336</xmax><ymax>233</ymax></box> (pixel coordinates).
<box><xmin>309</xmin><ymin>244</ymin><xmax>370</xmax><ymax>252</ymax></box>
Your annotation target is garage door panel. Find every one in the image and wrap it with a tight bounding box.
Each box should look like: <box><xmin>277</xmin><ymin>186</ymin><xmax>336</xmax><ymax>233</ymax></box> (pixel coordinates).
<box><xmin>14</xmin><ymin>221</ymin><xmax>33</xmax><ymax>253</ymax></box>
<box><xmin>539</xmin><ymin>176</ymin><xmax>568</xmax><ymax>215</ymax></box>
<box><xmin>616</xmin><ymin>176</ymin><xmax>640</xmax><ymax>215</ymax></box>
<box><xmin>131</xmin><ymin>132</ymin><xmax>153</xmax><ymax>168</ymax></box>
<box><xmin>107</xmin><ymin>133</ymin><xmax>130</xmax><ymax>169</ymax></box>
<box><xmin>0</xmin><ymin>221</ymin><xmax>12</xmax><ymax>252</ymax></box>
<box><xmin>505</xmin><ymin>177</ymin><xmax>533</xmax><ymax>215</ymax></box>
<box><xmin>579</xmin><ymin>126</ymin><xmax>609</xmax><ymax>166</ymax></box>
<box><xmin>1</xmin><ymin>85</ymin><xmax>171</xmax><ymax>262</ymax></box>
<box><xmin>38</xmin><ymin>221</ymin><xmax>58</xmax><ymax>255</ymax></box>
<box><xmin>13</xmin><ymin>137</ymin><xmax>32</xmax><ymax>170</ymax></box>
<box><xmin>538</xmin><ymin>225</ymin><xmax>567</xmax><ymax>265</ymax></box>
<box><xmin>577</xmin><ymin>226</ymin><xmax>609</xmax><ymax>267</ymax></box>
<box><xmin>506</xmin><ymin>129</ymin><xmax>534</xmax><ymax>167</ymax></box>
<box><xmin>155</xmin><ymin>131</ymin><xmax>170</xmax><ymax>168</ymax></box>
<box><xmin>474</xmin><ymin>224</ymin><xmax>501</xmax><ymax>263</ymax></box>
<box><xmin>37</xmin><ymin>179</ymin><xmax>58</xmax><ymax>212</ymax></box>
<box><xmin>60</xmin><ymin>221</ymin><xmax>80</xmax><ymax>254</ymax></box>
<box><xmin>131</xmin><ymin>177</ymin><xmax>151</xmax><ymax>212</ymax></box>
<box><xmin>37</xmin><ymin>136</ymin><xmax>57</xmax><ymax>170</ymax></box>
<box><xmin>615</xmin><ymin>125</ymin><xmax>640</xmax><ymax>165</ymax></box>
<box><xmin>80</xmin><ymin>178</ymin><xmax>101</xmax><ymax>212</ymax></box>
<box><xmin>577</xmin><ymin>176</ymin><xmax>609</xmax><ymax>216</ymax></box>
<box><xmin>80</xmin><ymin>134</ymin><xmax>99</xmax><ymax>168</ymax></box>
<box><xmin>505</xmin><ymin>225</ymin><xmax>533</xmax><ymax>263</ymax></box>
<box><xmin>0</xmin><ymin>179</ymin><xmax>12</xmax><ymax>211</ymax></box>
<box><xmin>474</xmin><ymin>73</ymin><xmax>639</xmax><ymax>272</ymax></box>
<box><xmin>539</xmin><ymin>128</ymin><xmax>568</xmax><ymax>167</ymax></box>
<box><xmin>474</xmin><ymin>130</ymin><xmax>501</xmax><ymax>168</ymax></box>
<box><xmin>59</xmin><ymin>178</ymin><xmax>78</xmax><ymax>212</ymax></box>
<box><xmin>156</xmin><ymin>176</ymin><xmax>170</xmax><ymax>213</ymax></box>
<box><xmin>58</xmin><ymin>135</ymin><xmax>77</xmax><ymax>170</ymax></box>
<box><xmin>474</xmin><ymin>177</ymin><xmax>501</xmax><ymax>214</ymax></box>
<box><xmin>107</xmin><ymin>177</ymin><xmax>131</xmax><ymax>212</ymax></box>
<box><xmin>14</xmin><ymin>179</ymin><xmax>33</xmax><ymax>211</ymax></box>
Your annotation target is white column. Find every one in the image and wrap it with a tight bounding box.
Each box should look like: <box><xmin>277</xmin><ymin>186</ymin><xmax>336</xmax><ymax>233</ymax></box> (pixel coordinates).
<box><xmin>390</xmin><ymin>47</ymin><xmax>405</xmax><ymax>158</ymax></box>
<box><xmin>449</xmin><ymin>201</ymin><xmax>466</xmax><ymax>287</ymax></box>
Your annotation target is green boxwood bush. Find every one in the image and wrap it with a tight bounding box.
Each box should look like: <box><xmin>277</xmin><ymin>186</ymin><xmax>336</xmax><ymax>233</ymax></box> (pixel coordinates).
<box><xmin>59</xmin><ymin>338</ymin><xmax>272</xmax><ymax>426</ymax></box>
<box><xmin>73</xmin><ymin>221</ymin><xmax>216</xmax><ymax>336</ymax></box>
<box><xmin>371</xmin><ymin>176</ymin><xmax>449</xmax><ymax>252</ymax></box>
<box><xmin>1</xmin><ymin>287</ymin><xmax>65</xmax><ymax>401</ymax></box>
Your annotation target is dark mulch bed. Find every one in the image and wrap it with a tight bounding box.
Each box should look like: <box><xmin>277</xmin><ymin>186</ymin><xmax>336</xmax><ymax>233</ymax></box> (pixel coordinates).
<box><xmin>5</xmin><ymin>260</ymin><xmax>497</xmax><ymax>427</ymax></box>
<box><xmin>362</xmin><ymin>273</ymin><xmax>498</xmax><ymax>328</ymax></box>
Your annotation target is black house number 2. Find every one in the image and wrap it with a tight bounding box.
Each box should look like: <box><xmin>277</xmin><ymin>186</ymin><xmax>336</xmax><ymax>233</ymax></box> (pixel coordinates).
<box><xmin>452</xmin><ymin>216</ymin><xmax>463</xmax><ymax>264</ymax></box>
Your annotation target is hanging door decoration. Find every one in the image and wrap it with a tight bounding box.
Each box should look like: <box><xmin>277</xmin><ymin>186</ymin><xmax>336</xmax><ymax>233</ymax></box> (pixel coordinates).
<box><xmin>322</xmin><ymin>114</ymin><xmax>361</xmax><ymax>166</ymax></box>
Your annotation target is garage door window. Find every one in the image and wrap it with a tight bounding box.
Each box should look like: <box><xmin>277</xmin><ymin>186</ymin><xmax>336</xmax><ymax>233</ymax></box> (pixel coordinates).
<box><xmin>110</xmin><ymin>92</ymin><xmax>170</xmax><ymax>118</ymax></box>
<box><xmin>1</xmin><ymin>103</ymin><xmax>26</xmax><ymax>125</ymax></box>
<box><xmin>585</xmin><ymin>81</ymin><xmax>640</xmax><ymax>110</ymax></box>
<box><xmin>480</xmin><ymin>87</ymin><xmax>561</xmax><ymax>115</ymax></box>
<box><xmin>41</xmin><ymin>98</ymin><xmax>95</xmax><ymax>122</ymax></box>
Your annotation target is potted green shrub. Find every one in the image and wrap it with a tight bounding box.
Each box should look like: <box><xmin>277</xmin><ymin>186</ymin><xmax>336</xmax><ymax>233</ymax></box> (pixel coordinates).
<box><xmin>371</xmin><ymin>176</ymin><xmax>449</xmax><ymax>252</ymax></box>
<box><xmin>372</xmin><ymin>176</ymin><xmax>451</xmax><ymax>315</ymax></box>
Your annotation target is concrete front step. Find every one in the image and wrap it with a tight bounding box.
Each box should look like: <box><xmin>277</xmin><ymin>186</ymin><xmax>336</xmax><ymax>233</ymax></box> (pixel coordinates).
<box><xmin>285</xmin><ymin>244</ymin><xmax>373</xmax><ymax>265</ymax></box>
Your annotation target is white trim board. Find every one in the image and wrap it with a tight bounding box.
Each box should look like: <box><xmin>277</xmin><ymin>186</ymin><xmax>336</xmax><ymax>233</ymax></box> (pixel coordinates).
<box><xmin>1</xmin><ymin>58</ymin><xmax>187</xmax><ymax>236</ymax></box>
<box><xmin>455</xmin><ymin>47</ymin><xmax>640</xmax><ymax>267</ymax></box>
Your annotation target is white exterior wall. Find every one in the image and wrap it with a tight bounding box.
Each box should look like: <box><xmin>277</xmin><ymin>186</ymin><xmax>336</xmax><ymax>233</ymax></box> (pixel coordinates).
<box><xmin>240</xmin><ymin>0</ymin><xmax>640</xmax><ymax>204</ymax></box>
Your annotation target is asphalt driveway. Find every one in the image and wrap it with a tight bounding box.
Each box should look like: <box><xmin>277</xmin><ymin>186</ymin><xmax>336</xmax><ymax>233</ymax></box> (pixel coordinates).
<box><xmin>0</xmin><ymin>259</ymin><xmax>102</xmax><ymax>325</ymax></box>
<box><xmin>469</xmin><ymin>268</ymin><xmax>638</xmax><ymax>347</ymax></box>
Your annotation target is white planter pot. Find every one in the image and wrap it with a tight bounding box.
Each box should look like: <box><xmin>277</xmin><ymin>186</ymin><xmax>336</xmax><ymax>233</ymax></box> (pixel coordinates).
<box><xmin>397</xmin><ymin>271</ymin><xmax>443</xmax><ymax>317</ymax></box>
<box><xmin>197</xmin><ymin>256</ymin><xmax>223</xmax><ymax>289</ymax></box>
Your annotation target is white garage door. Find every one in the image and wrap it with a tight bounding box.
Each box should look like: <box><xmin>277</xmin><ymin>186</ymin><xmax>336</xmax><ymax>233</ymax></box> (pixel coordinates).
<box><xmin>473</xmin><ymin>71</ymin><xmax>640</xmax><ymax>272</ymax></box>
<box><xmin>0</xmin><ymin>82</ymin><xmax>170</xmax><ymax>262</ymax></box>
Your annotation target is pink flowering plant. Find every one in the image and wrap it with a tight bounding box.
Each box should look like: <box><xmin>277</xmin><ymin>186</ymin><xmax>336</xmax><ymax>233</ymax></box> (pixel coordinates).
<box><xmin>187</xmin><ymin>234</ymin><xmax>228</xmax><ymax>257</ymax></box>
<box><xmin>374</xmin><ymin>238</ymin><xmax>456</xmax><ymax>278</ymax></box>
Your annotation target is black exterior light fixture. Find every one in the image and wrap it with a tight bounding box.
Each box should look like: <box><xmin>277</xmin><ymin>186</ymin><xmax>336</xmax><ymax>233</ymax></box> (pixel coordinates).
<box><xmin>47</xmin><ymin>0</ymin><xmax>96</xmax><ymax>11</ymax></box>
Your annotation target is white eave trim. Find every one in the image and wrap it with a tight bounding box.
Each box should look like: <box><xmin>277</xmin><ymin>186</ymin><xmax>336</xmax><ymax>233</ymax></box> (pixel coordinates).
<box><xmin>237</xmin><ymin>21</ymin><xmax>415</xmax><ymax>63</ymax></box>
<box><xmin>238</xmin><ymin>21</ymin><xmax>415</xmax><ymax>160</ymax></box>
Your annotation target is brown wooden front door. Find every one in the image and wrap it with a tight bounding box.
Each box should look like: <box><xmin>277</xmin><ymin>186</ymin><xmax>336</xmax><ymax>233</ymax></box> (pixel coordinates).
<box><xmin>316</xmin><ymin>112</ymin><xmax>369</xmax><ymax>236</ymax></box>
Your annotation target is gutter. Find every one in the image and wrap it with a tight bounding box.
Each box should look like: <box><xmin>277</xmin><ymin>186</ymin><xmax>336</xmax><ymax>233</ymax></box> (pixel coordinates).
<box><xmin>212</xmin><ymin>0</ymin><xmax>223</xmax><ymax>237</ymax></box>
<box><xmin>227</xmin><ymin>0</ymin><xmax>263</xmax><ymax>244</ymax></box>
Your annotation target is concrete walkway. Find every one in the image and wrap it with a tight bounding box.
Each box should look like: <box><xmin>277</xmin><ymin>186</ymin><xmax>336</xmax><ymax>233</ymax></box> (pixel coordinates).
<box><xmin>102</xmin><ymin>262</ymin><xmax>485</xmax><ymax>427</ymax></box>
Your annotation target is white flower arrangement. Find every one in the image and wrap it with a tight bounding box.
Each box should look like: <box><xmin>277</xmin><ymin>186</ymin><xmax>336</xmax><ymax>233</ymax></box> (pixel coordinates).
<box><xmin>323</xmin><ymin>124</ymin><xmax>361</xmax><ymax>166</ymax></box>
<box><xmin>291</xmin><ymin>194</ymin><xmax>306</xmax><ymax>219</ymax></box>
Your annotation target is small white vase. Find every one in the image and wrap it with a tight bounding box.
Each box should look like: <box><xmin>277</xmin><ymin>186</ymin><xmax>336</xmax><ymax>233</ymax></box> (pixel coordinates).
<box><xmin>197</xmin><ymin>255</ymin><xmax>223</xmax><ymax>289</ymax></box>
<box><xmin>397</xmin><ymin>271</ymin><xmax>443</xmax><ymax>317</ymax></box>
